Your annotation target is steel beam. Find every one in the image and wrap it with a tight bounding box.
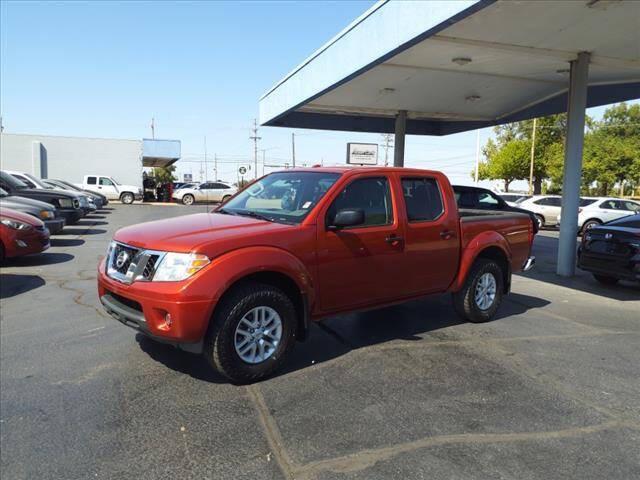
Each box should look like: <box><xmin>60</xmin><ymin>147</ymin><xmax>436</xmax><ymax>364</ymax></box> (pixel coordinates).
<box><xmin>557</xmin><ymin>52</ymin><xmax>590</xmax><ymax>277</ymax></box>
<box><xmin>394</xmin><ymin>110</ymin><xmax>407</xmax><ymax>167</ymax></box>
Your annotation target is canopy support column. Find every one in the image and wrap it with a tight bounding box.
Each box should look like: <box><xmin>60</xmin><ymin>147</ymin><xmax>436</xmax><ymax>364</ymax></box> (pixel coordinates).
<box><xmin>393</xmin><ymin>110</ymin><xmax>407</xmax><ymax>167</ymax></box>
<box><xmin>557</xmin><ymin>51</ymin><xmax>590</xmax><ymax>277</ymax></box>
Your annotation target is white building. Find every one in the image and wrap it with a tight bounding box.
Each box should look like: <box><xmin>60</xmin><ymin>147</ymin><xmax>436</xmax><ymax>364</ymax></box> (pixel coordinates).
<box><xmin>0</xmin><ymin>132</ymin><xmax>180</xmax><ymax>188</ymax></box>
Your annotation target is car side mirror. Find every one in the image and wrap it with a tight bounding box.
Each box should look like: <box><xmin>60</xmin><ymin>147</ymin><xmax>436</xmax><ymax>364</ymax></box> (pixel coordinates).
<box><xmin>329</xmin><ymin>208</ymin><xmax>365</xmax><ymax>230</ymax></box>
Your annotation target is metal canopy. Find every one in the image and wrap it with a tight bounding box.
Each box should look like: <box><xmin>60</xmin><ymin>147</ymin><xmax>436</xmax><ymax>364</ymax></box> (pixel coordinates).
<box><xmin>142</xmin><ymin>139</ymin><xmax>181</xmax><ymax>168</ymax></box>
<box><xmin>259</xmin><ymin>0</ymin><xmax>640</xmax><ymax>134</ymax></box>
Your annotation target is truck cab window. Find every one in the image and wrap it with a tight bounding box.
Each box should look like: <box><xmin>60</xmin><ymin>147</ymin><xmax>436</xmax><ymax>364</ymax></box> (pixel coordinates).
<box><xmin>402</xmin><ymin>178</ymin><xmax>443</xmax><ymax>221</ymax></box>
<box><xmin>87</xmin><ymin>176</ymin><xmax>97</xmax><ymax>185</ymax></box>
<box><xmin>327</xmin><ymin>177</ymin><xmax>393</xmax><ymax>228</ymax></box>
<box><xmin>99</xmin><ymin>177</ymin><xmax>114</xmax><ymax>186</ymax></box>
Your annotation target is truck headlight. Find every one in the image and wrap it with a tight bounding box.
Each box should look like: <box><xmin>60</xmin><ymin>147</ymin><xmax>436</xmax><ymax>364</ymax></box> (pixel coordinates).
<box><xmin>152</xmin><ymin>252</ymin><xmax>210</xmax><ymax>281</ymax></box>
<box><xmin>58</xmin><ymin>198</ymin><xmax>73</xmax><ymax>208</ymax></box>
<box><xmin>1</xmin><ymin>218</ymin><xmax>31</xmax><ymax>230</ymax></box>
<box><xmin>39</xmin><ymin>210</ymin><xmax>55</xmax><ymax>220</ymax></box>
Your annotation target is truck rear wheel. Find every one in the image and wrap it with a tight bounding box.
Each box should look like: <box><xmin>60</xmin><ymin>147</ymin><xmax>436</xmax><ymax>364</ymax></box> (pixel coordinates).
<box><xmin>453</xmin><ymin>258</ymin><xmax>504</xmax><ymax>323</ymax></box>
<box><xmin>204</xmin><ymin>282</ymin><xmax>296</xmax><ymax>383</ymax></box>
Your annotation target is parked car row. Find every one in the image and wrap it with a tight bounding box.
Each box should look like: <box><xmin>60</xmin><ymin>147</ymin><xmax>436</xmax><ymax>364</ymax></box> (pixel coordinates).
<box><xmin>0</xmin><ymin>169</ymin><xmax>109</xmax><ymax>262</ymax></box>
<box><xmin>493</xmin><ymin>192</ymin><xmax>640</xmax><ymax>233</ymax></box>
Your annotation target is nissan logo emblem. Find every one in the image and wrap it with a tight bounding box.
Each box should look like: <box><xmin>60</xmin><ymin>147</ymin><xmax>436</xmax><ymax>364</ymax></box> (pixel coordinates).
<box><xmin>115</xmin><ymin>250</ymin><xmax>129</xmax><ymax>269</ymax></box>
<box><xmin>604</xmin><ymin>233</ymin><xmax>613</xmax><ymax>240</ymax></box>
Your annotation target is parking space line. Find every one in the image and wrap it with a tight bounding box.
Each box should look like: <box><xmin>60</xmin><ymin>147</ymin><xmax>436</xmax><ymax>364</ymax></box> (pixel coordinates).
<box><xmin>247</xmin><ymin>384</ymin><xmax>298</xmax><ymax>479</ymax></box>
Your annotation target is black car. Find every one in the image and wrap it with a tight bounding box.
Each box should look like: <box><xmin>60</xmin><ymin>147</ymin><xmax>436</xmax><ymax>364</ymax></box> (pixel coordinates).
<box><xmin>453</xmin><ymin>185</ymin><xmax>539</xmax><ymax>233</ymax></box>
<box><xmin>578</xmin><ymin>214</ymin><xmax>640</xmax><ymax>285</ymax></box>
<box><xmin>0</xmin><ymin>171</ymin><xmax>84</xmax><ymax>225</ymax></box>
<box><xmin>0</xmin><ymin>187</ymin><xmax>66</xmax><ymax>234</ymax></box>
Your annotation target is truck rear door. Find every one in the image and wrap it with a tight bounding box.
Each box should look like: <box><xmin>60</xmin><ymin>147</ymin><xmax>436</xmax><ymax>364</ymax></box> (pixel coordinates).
<box><xmin>398</xmin><ymin>174</ymin><xmax>460</xmax><ymax>294</ymax></box>
<box><xmin>316</xmin><ymin>173</ymin><xmax>407</xmax><ymax>312</ymax></box>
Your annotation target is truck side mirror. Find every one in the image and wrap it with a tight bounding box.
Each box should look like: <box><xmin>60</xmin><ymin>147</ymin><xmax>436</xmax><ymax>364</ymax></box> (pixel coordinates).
<box><xmin>329</xmin><ymin>208</ymin><xmax>365</xmax><ymax>230</ymax></box>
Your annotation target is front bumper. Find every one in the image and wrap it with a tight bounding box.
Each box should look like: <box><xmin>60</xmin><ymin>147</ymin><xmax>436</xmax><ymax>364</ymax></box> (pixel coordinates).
<box><xmin>97</xmin><ymin>259</ymin><xmax>216</xmax><ymax>350</ymax></box>
<box><xmin>5</xmin><ymin>227</ymin><xmax>50</xmax><ymax>258</ymax></box>
<box><xmin>44</xmin><ymin>218</ymin><xmax>65</xmax><ymax>235</ymax></box>
<box><xmin>58</xmin><ymin>208</ymin><xmax>84</xmax><ymax>225</ymax></box>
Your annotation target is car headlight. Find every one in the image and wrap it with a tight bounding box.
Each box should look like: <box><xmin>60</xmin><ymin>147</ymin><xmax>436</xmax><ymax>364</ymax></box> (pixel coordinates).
<box><xmin>79</xmin><ymin>196</ymin><xmax>88</xmax><ymax>206</ymax></box>
<box><xmin>1</xmin><ymin>218</ymin><xmax>31</xmax><ymax>230</ymax></box>
<box><xmin>39</xmin><ymin>210</ymin><xmax>55</xmax><ymax>220</ymax></box>
<box><xmin>152</xmin><ymin>252</ymin><xmax>210</xmax><ymax>281</ymax></box>
<box><xmin>58</xmin><ymin>198</ymin><xmax>73</xmax><ymax>208</ymax></box>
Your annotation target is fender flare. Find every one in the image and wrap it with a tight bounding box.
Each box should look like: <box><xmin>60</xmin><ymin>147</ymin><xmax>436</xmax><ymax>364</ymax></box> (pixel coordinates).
<box><xmin>450</xmin><ymin>231</ymin><xmax>512</xmax><ymax>293</ymax></box>
<box><xmin>206</xmin><ymin>246</ymin><xmax>315</xmax><ymax>336</ymax></box>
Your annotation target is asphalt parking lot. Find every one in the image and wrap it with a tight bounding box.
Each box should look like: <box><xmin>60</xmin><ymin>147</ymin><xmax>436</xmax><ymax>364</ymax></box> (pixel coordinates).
<box><xmin>1</xmin><ymin>205</ymin><xmax>639</xmax><ymax>480</ymax></box>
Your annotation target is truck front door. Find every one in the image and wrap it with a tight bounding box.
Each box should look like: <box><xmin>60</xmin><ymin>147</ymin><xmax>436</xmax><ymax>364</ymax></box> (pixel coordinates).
<box><xmin>317</xmin><ymin>175</ymin><xmax>408</xmax><ymax>312</ymax></box>
<box><xmin>98</xmin><ymin>177</ymin><xmax>119</xmax><ymax>200</ymax></box>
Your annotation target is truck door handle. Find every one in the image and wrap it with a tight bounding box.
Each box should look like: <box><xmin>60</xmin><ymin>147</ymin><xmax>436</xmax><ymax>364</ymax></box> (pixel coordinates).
<box><xmin>440</xmin><ymin>230</ymin><xmax>454</xmax><ymax>239</ymax></box>
<box><xmin>385</xmin><ymin>234</ymin><xmax>403</xmax><ymax>245</ymax></box>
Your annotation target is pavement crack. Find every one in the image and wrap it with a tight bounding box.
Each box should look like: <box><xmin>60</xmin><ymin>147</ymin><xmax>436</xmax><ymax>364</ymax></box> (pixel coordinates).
<box><xmin>246</xmin><ymin>384</ymin><xmax>298</xmax><ymax>479</ymax></box>
<box><xmin>294</xmin><ymin>420</ymin><xmax>623</xmax><ymax>478</ymax></box>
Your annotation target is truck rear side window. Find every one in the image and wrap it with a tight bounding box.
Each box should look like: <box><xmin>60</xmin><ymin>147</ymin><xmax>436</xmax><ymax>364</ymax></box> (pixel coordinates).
<box><xmin>327</xmin><ymin>177</ymin><xmax>393</xmax><ymax>228</ymax></box>
<box><xmin>87</xmin><ymin>176</ymin><xmax>97</xmax><ymax>185</ymax></box>
<box><xmin>402</xmin><ymin>178</ymin><xmax>443</xmax><ymax>222</ymax></box>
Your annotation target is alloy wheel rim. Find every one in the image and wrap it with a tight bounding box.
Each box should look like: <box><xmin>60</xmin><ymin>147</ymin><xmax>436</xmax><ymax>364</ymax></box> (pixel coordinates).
<box><xmin>474</xmin><ymin>272</ymin><xmax>497</xmax><ymax>311</ymax></box>
<box><xmin>234</xmin><ymin>306</ymin><xmax>283</xmax><ymax>364</ymax></box>
<box><xmin>184</xmin><ymin>196</ymin><xmax>193</xmax><ymax>205</ymax></box>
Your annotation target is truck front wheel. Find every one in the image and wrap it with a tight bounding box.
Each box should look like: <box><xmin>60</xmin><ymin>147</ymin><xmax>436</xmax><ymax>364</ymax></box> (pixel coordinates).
<box><xmin>120</xmin><ymin>192</ymin><xmax>134</xmax><ymax>204</ymax></box>
<box><xmin>204</xmin><ymin>282</ymin><xmax>296</xmax><ymax>383</ymax></box>
<box><xmin>453</xmin><ymin>258</ymin><xmax>504</xmax><ymax>323</ymax></box>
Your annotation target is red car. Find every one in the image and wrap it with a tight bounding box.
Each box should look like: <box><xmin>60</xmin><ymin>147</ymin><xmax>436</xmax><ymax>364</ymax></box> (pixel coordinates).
<box><xmin>98</xmin><ymin>167</ymin><xmax>535</xmax><ymax>383</ymax></box>
<box><xmin>0</xmin><ymin>207</ymin><xmax>50</xmax><ymax>261</ymax></box>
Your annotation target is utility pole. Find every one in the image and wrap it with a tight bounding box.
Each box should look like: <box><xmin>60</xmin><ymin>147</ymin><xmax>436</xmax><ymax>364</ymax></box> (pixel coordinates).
<box><xmin>474</xmin><ymin>130</ymin><xmax>481</xmax><ymax>185</ymax></box>
<box><xmin>151</xmin><ymin>117</ymin><xmax>155</xmax><ymax>139</ymax></box>
<box><xmin>291</xmin><ymin>132</ymin><xmax>296</xmax><ymax>167</ymax></box>
<box><xmin>250</xmin><ymin>119</ymin><xmax>261</xmax><ymax>180</ymax></box>
<box><xmin>528</xmin><ymin>118</ymin><xmax>537</xmax><ymax>195</ymax></box>
<box><xmin>262</xmin><ymin>150</ymin><xmax>266</xmax><ymax>177</ymax></box>
<box><xmin>214</xmin><ymin>153</ymin><xmax>218</xmax><ymax>181</ymax></box>
<box><xmin>382</xmin><ymin>133</ymin><xmax>393</xmax><ymax>166</ymax></box>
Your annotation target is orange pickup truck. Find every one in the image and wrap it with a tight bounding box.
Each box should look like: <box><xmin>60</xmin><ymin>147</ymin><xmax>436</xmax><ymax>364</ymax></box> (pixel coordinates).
<box><xmin>98</xmin><ymin>167</ymin><xmax>535</xmax><ymax>383</ymax></box>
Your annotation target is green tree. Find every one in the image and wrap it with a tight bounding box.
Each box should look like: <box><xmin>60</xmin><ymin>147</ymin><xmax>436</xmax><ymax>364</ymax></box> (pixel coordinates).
<box><xmin>477</xmin><ymin>139</ymin><xmax>530</xmax><ymax>192</ymax></box>
<box><xmin>151</xmin><ymin>165</ymin><xmax>177</xmax><ymax>183</ymax></box>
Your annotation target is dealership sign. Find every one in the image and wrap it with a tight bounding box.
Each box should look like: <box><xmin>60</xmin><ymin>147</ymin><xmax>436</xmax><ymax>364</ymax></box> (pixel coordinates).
<box><xmin>183</xmin><ymin>173</ymin><xmax>193</xmax><ymax>182</ymax></box>
<box><xmin>346</xmin><ymin>143</ymin><xmax>378</xmax><ymax>165</ymax></box>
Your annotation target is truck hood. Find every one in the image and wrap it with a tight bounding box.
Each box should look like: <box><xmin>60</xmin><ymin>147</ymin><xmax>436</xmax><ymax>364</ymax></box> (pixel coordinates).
<box><xmin>114</xmin><ymin>212</ymin><xmax>295</xmax><ymax>255</ymax></box>
<box><xmin>0</xmin><ymin>195</ymin><xmax>55</xmax><ymax>211</ymax></box>
<box><xmin>15</xmin><ymin>188</ymin><xmax>77</xmax><ymax>200</ymax></box>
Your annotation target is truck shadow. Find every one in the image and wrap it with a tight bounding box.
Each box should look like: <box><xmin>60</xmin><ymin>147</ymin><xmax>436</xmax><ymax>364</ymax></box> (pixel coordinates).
<box><xmin>135</xmin><ymin>292</ymin><xmax>549</xmax><ymax>385</ymax></box>
<box><xmin>2</xmin><ymin>252</ymin><xmax>74</xmax><ymax>266</ymax></box>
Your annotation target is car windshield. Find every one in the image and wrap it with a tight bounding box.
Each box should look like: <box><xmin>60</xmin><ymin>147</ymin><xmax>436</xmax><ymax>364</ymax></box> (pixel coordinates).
<box><xmin>111</xmin><ymin>177</ymin><xmax>120</xmax><ymax>185</ymax></box>
<box><xmin>0</xmin><ymin>187</ymin><xmax>7</xmax><ymax>197</ymax></box>
<box><xmin>1</xmin><ymin>171</ymin><xmax>28</xmax><ymax>189</ymax></box>
<box><xmin>219</xmin><ymin>171</ymin><xmax>341</xmax><ymax>224</ymax></box>
<box><xmin>580</xmin><ymin>198</ymin><xmax>597</xmax><ymax>207</ymax></box>
<box><xmin>58</xmin><ymin>180</ymin><xmax>81</xmax><ymax>191</ymax></box>
<box><xmin>24</xmin><ymin>173</ymin><xmax>48</xmax><ymax>189</ymax></box>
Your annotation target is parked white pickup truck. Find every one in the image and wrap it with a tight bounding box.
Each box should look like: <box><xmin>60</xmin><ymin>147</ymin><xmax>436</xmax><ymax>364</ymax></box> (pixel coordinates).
<box><xmin>79</xmin><ymin>175</ymin><xmax>142</xmax><ymax>204</ymax></box>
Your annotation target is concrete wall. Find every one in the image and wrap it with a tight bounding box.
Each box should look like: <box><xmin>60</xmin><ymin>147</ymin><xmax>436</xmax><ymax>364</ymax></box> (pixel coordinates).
<box><xmin>0</xmin><ymin>133</ymin><xmax>143</xmax><ymax>187</ymax></box>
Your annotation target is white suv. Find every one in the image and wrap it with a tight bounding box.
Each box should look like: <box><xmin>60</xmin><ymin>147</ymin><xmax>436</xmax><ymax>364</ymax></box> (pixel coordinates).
<box><xmin>519</xmin><ymin>195</ymin><xmax>598</xmax><ymax>229</ymax></box>
<box><xmin>172</xmin><ymin>181</ymin><xmax>237</xmax><ymax>205</ymax></box>
<box><xmin>558</xmin><ymin>197</ymin><xmax>640</xmax><ymax>233</ymax></box>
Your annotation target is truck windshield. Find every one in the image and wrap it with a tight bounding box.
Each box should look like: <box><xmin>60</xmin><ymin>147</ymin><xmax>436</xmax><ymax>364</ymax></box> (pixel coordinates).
<box><xmin>1</xmin><ymin>171</ymin><xmax>28</xmax><ymax>190</ymax></box>
<box><xmin>220</xmin><ymin>171</ymin><xmax>341</xmax><ymax>224</ymax></box>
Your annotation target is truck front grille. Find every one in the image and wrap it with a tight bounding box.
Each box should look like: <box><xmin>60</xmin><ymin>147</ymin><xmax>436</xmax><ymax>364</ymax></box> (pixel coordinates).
<box><xmin>106</xmin><ymin>242</ymin><xmax>164</xmax><ymax>284</ymax></box>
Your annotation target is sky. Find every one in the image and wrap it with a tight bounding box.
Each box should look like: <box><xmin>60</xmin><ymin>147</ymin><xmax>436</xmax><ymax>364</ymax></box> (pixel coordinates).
<box><xmin>1</xmin><ymin>0</ymin><xmax>637</xmax><ymax>191</ymax></box>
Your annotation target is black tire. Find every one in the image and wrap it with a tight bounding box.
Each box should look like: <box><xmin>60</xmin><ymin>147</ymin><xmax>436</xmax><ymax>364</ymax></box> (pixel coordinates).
<box><xmin>204</xmin><ymin>282</ymin><xmax>297</xmax><ymax>383</ymax></box>
<box><xmin>534</xmin><ymin>214</ymin><xmax>544</xmax><ymax>230</ymax></box>
<box><xmin>453</xmin><ymin>258</ymin><xmax>504</xmax><ymax>323</ymax></box>
<box><xmin>582</xmin><ymin>219</ymin><xmax>601</xmax><ymax>234</ymax></box>
<box><xmin>182</xmin><ymin>194</ymin><xmax>195</xmax><ymax>206</ymax></box>
<box><xmin>221</xmin><ymin>195</ymin><xmax>232</xmax><ymax>204</ymax></box>
<box><xmin>593</xmin><ymin>274</ymin><xmax>619</xmax><ymax>285</ymax></box>
<box><xmin>120</xmin><ymin>192</ymin><xmax>134</xmax><ymax>204</ymax></box>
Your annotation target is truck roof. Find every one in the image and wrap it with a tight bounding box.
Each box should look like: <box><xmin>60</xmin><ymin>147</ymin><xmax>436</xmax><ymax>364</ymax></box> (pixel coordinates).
<box><xmin>281</xmin><ymin>166</ymin><xmax>444</xmax><ymax>177</ymax></box>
